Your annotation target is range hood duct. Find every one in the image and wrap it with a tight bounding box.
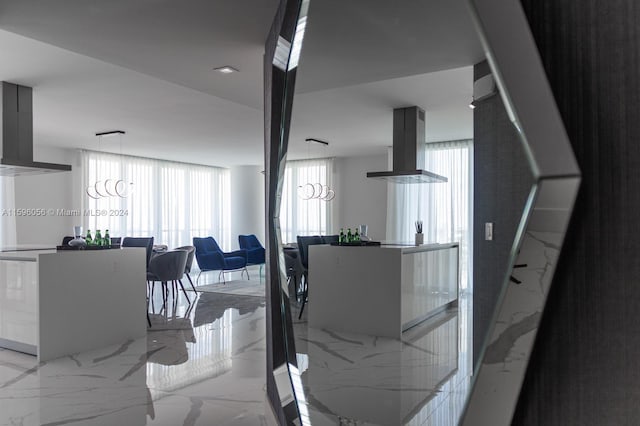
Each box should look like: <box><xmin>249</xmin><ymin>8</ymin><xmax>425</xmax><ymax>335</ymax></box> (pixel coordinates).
<box><xmin>367</xmin><ymin>106</ymin><xmax>447</xmax><ymax>184</ymax></box>
<box><xmin>0</xmin><ymin>82</ymin><xmax>72</xmax><ymax>176</ymax></box>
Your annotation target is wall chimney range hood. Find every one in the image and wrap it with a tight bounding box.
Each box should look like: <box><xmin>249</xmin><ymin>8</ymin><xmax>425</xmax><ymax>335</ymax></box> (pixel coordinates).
<box><xmin>367</xmin><ymin>106</ymin><xmax>447</xmax><ymax>184</ymax></box>
<box><xmin>0</xmin><ymin>82</ymin><xmax>72</xmax><ymax>176</ymax></box>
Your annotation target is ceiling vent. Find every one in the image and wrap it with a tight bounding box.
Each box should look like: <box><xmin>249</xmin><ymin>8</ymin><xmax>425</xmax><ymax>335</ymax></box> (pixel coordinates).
<box><xmin>0</xmin><ymin>82</ymin><xmax>72</xmax><ymax>176</ymax></box>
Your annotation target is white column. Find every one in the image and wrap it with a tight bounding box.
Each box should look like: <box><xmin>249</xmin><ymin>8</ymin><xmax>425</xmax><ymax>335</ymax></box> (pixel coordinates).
<box><xmin>0</xmin><ymin>176</ymin><xmax>17</xmax><ymax>249</ymax></box>
<box><xmin>229</xmin><ymin>165</ymin><xmax>265</xmax><ymax>249</ymax></box>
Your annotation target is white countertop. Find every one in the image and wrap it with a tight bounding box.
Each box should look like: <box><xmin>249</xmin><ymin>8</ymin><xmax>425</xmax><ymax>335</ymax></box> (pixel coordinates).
<box><xmin>327</xmin><ymin>242</ymin><xmax>459</xmax><ymax>253</ymax></box>
<box><xmin>379</xmin><ymin>242</ymin><xmax>459</xmax><ymax>253</ymax></box>
<box><xmin>0</xmin><ymin>245</ymin><xmax>57</xmax><ymax>251</ymax></box>
<box><xmin>0</xmin><ymin>249</ymin><xmax>56</xmax><ymax>262</ymax></box>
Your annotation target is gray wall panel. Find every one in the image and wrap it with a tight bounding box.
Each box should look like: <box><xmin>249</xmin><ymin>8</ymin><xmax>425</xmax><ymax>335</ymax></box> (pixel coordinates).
<box><xmin>513</xmin><ymin>0</ymin><xmax>640</xmax><ymax>424</ymax></box>
<box><xmin>472</xmin><ymin>63</ymin><xmax>533</xmax><ymax>365</ymax></box>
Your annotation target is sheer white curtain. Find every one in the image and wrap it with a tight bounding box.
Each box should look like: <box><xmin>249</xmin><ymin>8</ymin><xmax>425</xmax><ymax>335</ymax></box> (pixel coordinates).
<box><xmin>280</xmin><ymin>158</ymin><xmax>334</xmax><ymax>243</ymax></box>
<box><xmin>386</xmin><ymin>140</ymin><xmax>473</xmax><ymax>289</ymax></box>
<box><xmin>81</xmin><ymin>150</ymin><xmax>230</xmax><ymax>249</ymax></box>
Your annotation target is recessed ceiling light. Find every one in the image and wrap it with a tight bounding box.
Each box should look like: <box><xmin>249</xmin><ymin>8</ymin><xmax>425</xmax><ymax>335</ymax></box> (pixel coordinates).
<box><xmin>214</xmin><ymin>66</ymin><xmax>238</xmax><ymax>74</ymax></box>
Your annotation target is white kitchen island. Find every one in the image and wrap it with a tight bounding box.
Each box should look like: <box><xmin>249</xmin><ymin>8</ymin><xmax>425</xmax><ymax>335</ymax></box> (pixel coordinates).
<box><xmin>0</xmin><ymin>248</ymin><xmax>146</xmax><ymax>361</ymax></box>
<box><xmin>308</xmin><ymin>243</ymin><xmax>459</xmax><ymax>338</ymax></box>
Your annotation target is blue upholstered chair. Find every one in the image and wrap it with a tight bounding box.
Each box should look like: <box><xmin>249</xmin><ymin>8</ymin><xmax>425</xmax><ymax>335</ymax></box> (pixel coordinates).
<box><xmin>193</xmin><ymin>237</ymin><xmax>248</xmax><ymax>284</ymax></box>
<box><xmin>238</xmin><ymin>234</ymin><xmax>265</xmax><ymax>277</ymax></box>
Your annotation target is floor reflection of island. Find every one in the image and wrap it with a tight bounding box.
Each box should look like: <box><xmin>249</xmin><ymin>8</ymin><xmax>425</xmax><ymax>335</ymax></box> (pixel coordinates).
<box><xmin>294</xmin><ymin>294</ymin><xmax>472</xmax><ymax>426</ymax></box>
<box><xmin>146</xmin><ymin>292</ymin><xmax>266</xmax><ymax>400</ymax></box>
<box><xmin>0</xmin><ymin>283</ymin><xmax>271</xmax><ymax>425</ymax></box>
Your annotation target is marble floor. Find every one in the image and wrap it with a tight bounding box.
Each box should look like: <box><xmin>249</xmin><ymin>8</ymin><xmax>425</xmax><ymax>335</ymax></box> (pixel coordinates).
<box><xmin>290</xmin><ymin>291</ymin><xmax>473</xmax><ymax>426</ymax></box>
<box><xmin>0</xmin><ymin>266</ymin><xmax>473</xmax><ymax>426</ymax></box>
<box><xmin>0</xmin><ymin>267</ymin><xmax>273</xmax><ymax>426</ymax></box>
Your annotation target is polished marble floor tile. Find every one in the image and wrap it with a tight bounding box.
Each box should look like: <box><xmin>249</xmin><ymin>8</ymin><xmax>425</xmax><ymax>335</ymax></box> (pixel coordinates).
<box><xmin>291</xmin><ymin>292</ymin><xmax>473</xmax><ymax>426</ymax></box>
<box><xmin>0</xmin><ymin>265</ymin><xmax>471</xmax><ymax>426</ymax></box>
<box><xmin>0</xmin><ymin>267</ymin><xmax>274</xmax><ymax>426</ymax></box>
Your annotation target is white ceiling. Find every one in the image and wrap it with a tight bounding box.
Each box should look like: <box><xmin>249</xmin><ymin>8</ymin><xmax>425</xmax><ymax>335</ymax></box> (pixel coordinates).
<box><xmin>0</xmin><ymin>0</ymin><xmax>484</xmax><ymax>167</ymax></box>
<box><xmin>290</xmin><ymin>67</ymin><xmax>474</xmax><ymax>159</ymax></box>
<box><xmin>0</xmin><ymin>30</ymin><xmax>264</xmax><ymax>166</ymax></box>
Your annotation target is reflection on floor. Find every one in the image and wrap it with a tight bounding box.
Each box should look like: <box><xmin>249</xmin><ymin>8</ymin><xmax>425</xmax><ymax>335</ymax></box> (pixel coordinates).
<box><xmin>0</xmin><ymin>266</ymin><xmax>272</xmax><ymax>426</ymax></box>
<box><xmin>291</xmin><ymin>288</ymin><xmax>473</xmax><ymax>426</ymax></box>
<box><xmin>0</xmin><ymin>265</ymin><xmax>472</xmax><ymax>426</ymax></box>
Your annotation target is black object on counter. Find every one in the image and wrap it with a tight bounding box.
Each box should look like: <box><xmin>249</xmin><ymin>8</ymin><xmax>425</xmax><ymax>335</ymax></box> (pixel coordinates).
<box><xmin>56</xmin><ymin>245</ymin><xmax>120</xmax><ymax>251</ymax></box>
<box><xmin>330</xmin><ymin>241</ymin><xmax>381</xmax><ymax>246</ymax></box>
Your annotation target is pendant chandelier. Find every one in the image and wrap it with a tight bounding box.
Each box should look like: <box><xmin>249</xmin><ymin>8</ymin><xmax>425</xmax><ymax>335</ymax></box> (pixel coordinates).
<box><xmin>297</xmin><ymin>138</ymin><xmax>335</xmax><ymax>202</ymax></box>
<box><xmin>85</xmin><ymin>130</ymin><xmax>134</xmax><ymax>199</ymax></box>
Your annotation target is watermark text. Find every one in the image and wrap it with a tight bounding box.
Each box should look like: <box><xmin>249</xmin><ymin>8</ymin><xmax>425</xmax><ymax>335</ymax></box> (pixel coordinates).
<box><xmin>1</xmin><ymin>208</ymin><xmax>129</xmax><ymax>217</ymax></box>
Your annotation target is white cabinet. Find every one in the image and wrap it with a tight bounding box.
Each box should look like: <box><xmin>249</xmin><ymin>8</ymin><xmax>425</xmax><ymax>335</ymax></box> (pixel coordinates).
<box><xmin>309</xmin><ymin>243</ymin><xmax>459</xmax><ymax>338</ymax></box>
<box><xmin>0</xmin><ymin>257</ymin><xmax>38</xmax><ymax>353</ymax></box>
<box><xmin>0</xmin><ymin>248</ymin><xmax>147</xmax><ymax>361</ymax></box>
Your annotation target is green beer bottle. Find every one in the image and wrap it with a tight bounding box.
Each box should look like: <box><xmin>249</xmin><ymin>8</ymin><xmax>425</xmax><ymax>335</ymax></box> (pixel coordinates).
<box><xmin>347</xmin><ymin>228</ymin><xmax>353</xmax><ymax>243</ymax></box>
<box><xmin>339</xmin><ymin>228</ymin><xmax>345</xmax><ymax>244</ymax></box>
<box><xmin>104</xmin><ymin>229</ymin><xmax>110</xmax><ymax>247</ymax></box>
<box><xmin>95</xmin><ymin>229</ymin><xmax>103</xmax><ymax>246</ymax></box>
<box><xmin>85</xmin><ymin>230</ymin><xmax>93</xmax><ymax>245</ymax></box>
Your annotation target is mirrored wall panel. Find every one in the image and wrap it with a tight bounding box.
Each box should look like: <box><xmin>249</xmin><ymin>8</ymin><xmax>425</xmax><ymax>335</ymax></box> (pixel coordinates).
<box><xmin>264</xmin><ymin>0</ymin><xmax>580</xmax><ymax>424</ymax></box>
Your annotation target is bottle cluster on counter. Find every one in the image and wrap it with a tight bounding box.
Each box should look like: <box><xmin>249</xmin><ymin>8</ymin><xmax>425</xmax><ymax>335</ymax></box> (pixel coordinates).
<box><xmin>339</xmin><ymin>227</ymin><xmax>360</xmax><ymax>243</ymax></box>
<box><xmin>85</xmin><ymin>229</ymin><xmax>111</xmax><ymax>246</ymax></box>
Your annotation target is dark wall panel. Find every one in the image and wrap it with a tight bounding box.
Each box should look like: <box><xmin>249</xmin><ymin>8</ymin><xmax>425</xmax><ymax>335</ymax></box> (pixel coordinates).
<box><xmin>472</xmin><ymin>64</ymin><xmax>534</xmax><ymax>364</ymax></box>
<box><xmin>263</xmin><ymin>1</ymin><xmax>287</xmax><ymax>424</ymax></box>
<box><xmin>514</xmin><ymin>0</ymin><xmax>640</xmax><ymax>424</ymax></box>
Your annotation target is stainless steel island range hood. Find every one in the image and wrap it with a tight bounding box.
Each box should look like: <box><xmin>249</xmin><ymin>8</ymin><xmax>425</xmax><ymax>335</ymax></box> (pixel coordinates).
<box><xmin>0</xmin><ymin>82</ymin><xmax>72</xmax><ymax>176</ymax></box>
<box><xmin>367</xmin><ymin>106</ymin><xmax>447</xmax><ymax>184</ymax></box>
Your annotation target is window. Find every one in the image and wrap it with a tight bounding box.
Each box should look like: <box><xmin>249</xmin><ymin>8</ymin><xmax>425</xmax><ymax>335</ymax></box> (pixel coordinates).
<box><xmin>280</xmin><ymin>158</ymin><xmax>334</xmax><ymax>243</ymax></box>
<box><xmin>387</xmin><ymin>140</ymin><xmax>473</xmax><ymax>289</ymax></box>
<box><xmin>81</xmin><ymin>150</ymin><xmax>230</xmax><ymax>249</ymax></box>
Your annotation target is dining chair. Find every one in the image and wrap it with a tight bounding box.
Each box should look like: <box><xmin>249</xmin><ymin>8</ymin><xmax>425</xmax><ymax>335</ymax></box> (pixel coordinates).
<box><xmin>122</xmin><ymin>236</ymin><xmax>155</xmax><ymax>269</ymax></box>
<box><xmin>122</xmin><ymin>237</ymin><xmax>155</xmax><ymax>300</ymax></box>
<box><xmin>146</xmin><ymin>249</ymin><xmax>190</xmax><ymax>307</ymax></box>
<box><xmin>174</xmin><ymin>245</ymin><xmax>196</xmax><ymax>292</ymax></box>
<box><xmin>296</xmin><ymin>235</ymin><xmax>325</xmax><ymax>319</ymax></box>
<box><xmin>321</xmin><ymin>234</ymin><xmax>340</xmax><ymax>245</ymax></box>
<box><xmin>284</xmin><ymin>247</ymin><xmax>303</xmax><ymax>298</ymax></box>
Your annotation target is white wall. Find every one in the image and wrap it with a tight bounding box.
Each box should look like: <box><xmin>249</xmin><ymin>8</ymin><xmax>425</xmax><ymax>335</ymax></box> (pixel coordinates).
<box><xmin>0</xmin><ymin>176</ymin><xmax>17</xmax><ymax>248</ymax></box>
<box><xmin>13</xmin><ymin>147</ymin><xmax>78</xmax><ymax>246</ymax></box>
<box><xmin>333</xmin><ymin>154</ymin><xmax>388</xmax><ymax>241</ymax></box>
<box><xmin>4</xmin><ymin>148</ymin><xmax>389</xmax><ymax>248</ymax></box>
<box><xmin>6</xmin><ymin>150</ymin><xmax>386</xmax><ymax>248</ymax></box>
<box><xmin>229</xmin><ymin>165</ymin><xmax>265</xmax><ymax>249</ymax></box>
<box><xmin>4</xmin><ymin>148</ymin><xmax>268</xmax><ymax>249</ymax></box>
